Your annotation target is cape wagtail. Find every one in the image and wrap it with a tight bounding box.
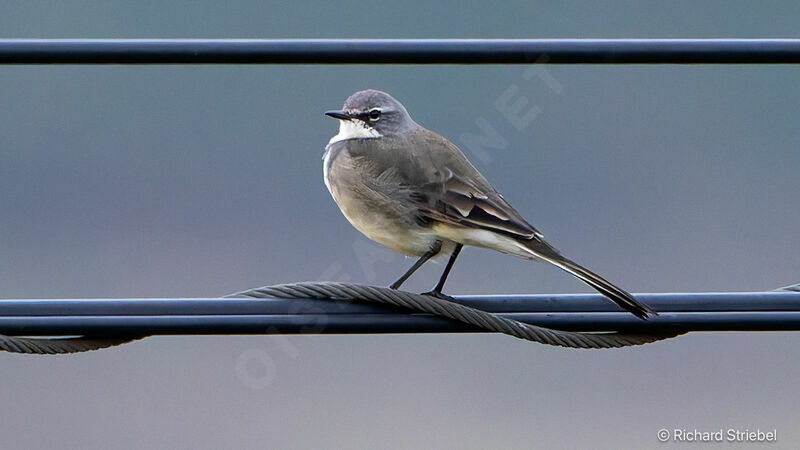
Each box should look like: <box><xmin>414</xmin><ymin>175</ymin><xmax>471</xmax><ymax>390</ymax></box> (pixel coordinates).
<box><xmin>323</xmin><ymin>89</ymin><xmax>656</xmax><ymax>320</ymax></box>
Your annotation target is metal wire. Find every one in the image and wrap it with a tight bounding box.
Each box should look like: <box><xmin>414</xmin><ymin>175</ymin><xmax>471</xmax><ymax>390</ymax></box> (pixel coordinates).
<box><xmin>1</xmin><ymin>39</ymin><xmax>800</xmax><ymax>64</ymax></box>
<box><xmin>229</xmin><ymin>282</ymin><xmax>683</xmax><ymax>348</ymax></box>
<box><xmin>0</xmin><ymin>282</ymin><xmax>685</xmax><ymax>354</ymax></box>
<box><xmin>0</xmin><ymin>335</ymin><xmax>143</xmax><ymax>355</ymax></box>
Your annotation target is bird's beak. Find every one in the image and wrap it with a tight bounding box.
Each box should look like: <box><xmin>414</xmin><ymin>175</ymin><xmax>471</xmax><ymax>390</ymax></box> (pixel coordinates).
<box><xmin>325</xmin><ymin>110</ymin><xmax>351</xmax><ymax>121</ymax></box>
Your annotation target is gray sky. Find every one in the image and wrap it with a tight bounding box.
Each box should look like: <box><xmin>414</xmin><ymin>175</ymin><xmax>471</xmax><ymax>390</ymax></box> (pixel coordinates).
<box><xmin>1</xmin><ymin>2</ymin><xmax>799</xmax><ymax>449</ymax></box>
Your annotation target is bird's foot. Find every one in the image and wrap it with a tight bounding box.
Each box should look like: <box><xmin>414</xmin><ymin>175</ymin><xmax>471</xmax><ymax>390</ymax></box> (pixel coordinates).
<box><xmin>421</xmin><ymin>290</ymin><xmax>456</xmax><ymax>302</ymax></box>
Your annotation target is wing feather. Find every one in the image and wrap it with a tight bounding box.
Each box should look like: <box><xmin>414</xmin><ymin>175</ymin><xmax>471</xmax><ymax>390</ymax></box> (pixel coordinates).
<box><xmin>413</xmin><ymin>170</ymin><xmax>542</xmax><ymax>239</ymax></box>
<box><xmin>351</xmin><ymin>127</ymin><xmax>544</xmax><ymax>240</ymax></box>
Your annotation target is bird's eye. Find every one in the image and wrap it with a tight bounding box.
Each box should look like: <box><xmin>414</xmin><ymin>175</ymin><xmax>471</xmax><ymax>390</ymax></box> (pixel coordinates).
<box><xmin>368</xmin><ymin>109</ymin><xmax>381</xmax><ymax>121</ymax></box>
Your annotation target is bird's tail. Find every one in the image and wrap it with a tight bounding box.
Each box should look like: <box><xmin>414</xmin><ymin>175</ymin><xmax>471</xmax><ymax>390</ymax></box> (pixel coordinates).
<box><xmin>518</xmin><ymin>239</ymin><xmax>658</xmax><ymax>320</ymax></box>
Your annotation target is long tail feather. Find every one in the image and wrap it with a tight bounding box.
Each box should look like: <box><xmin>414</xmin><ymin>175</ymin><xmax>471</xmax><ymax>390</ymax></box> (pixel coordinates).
<box><xmin>520</xmin><ymin>239</ymin><xmax>657</xmax><ymax>320</ymax></box>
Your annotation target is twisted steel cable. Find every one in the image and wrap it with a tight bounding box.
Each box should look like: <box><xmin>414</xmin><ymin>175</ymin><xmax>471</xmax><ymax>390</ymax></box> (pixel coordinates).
<box><xmin>229</xmin><ymin>282</ymin><xmax>681</xmax><ymax>349</ymax></box>
<box><xmin>0</xmin><ymin>282</ymin><xmax>681</xmax><ymax>354</ymax></box>
<box><xmin>0</xmin><ymin>335</ymin><xmax>143</xmax><ymax>355</ymax></box>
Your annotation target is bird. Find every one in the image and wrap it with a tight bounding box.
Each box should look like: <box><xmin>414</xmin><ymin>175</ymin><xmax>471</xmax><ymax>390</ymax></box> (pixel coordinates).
<box><xmin>322</xmin><ymin>89</ymin><xmax>656</xmax><ymax>320</ymax></box>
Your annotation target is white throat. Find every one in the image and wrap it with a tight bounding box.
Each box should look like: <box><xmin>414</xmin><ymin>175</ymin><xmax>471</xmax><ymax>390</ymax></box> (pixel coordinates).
<box><xmin>327</xmin><ymin>120</ymin><xmax>382</xmax><ymax>146</ymax></box>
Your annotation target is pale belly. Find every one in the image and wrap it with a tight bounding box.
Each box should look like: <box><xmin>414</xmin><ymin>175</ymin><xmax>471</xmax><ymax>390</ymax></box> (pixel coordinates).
<box><xmin>329</xmin><ymin>183</ymin><xmax>439</xmax><ymax>256</ymax></box>
<box><xmin>323</xmin><ymin>144</ymin><xmax>441</xmax><ymax>256</ymax></box>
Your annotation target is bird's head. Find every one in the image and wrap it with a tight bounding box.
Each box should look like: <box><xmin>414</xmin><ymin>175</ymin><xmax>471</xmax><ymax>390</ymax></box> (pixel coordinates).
<box><xmin>325</xmin><ymin>89</ymin><xmax>417</xmax><ymax>141</ymax></box>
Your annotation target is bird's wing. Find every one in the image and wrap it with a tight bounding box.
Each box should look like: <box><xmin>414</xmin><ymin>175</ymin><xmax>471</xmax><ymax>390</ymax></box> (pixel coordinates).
<box><xmin>403</xmin><ymin>128</ymin><xmax>543</xmax><ymax>240</ymax></box>
<box><xmin>417</xmin><ymin>170</ymin><xmax>542</xmax><ymax>239</ymax></box>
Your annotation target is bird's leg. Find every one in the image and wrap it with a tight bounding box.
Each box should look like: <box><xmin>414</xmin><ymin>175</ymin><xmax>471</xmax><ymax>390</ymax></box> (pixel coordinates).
<box><xmin>422</xmin><ymin>243</ymin><xmax>463</xmax><ymax>301</ymax></box>
<box><xmin>389</xmin><ymin>241</ymin><xmax>442</xmax><ymax>290</ymax></box>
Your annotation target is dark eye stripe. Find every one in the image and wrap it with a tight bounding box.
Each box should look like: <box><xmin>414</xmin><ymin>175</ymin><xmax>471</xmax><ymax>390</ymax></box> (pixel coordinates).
<box><xmin>355</xmin><ymin>110</ymin><xmax>382</xmax><ymax>121</ymax></box>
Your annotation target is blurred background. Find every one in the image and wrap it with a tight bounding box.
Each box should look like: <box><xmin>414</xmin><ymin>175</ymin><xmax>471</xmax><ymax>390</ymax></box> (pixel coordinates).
<box><xmin>1</xmin><ymin>1</ymin><xmax>799</xmax><ymax>448</ymax></box>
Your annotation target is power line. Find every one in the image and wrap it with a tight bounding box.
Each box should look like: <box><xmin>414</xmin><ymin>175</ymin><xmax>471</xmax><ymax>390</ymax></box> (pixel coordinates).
<box><xmin>0</xmin><ymin>39</ymin><xmax>799</xmax><ymax>64</ymax></box>
<box><xmin>3</xmin><ymin>289</ymin><xmax>799</xmax><ymax>336</ymax></box>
